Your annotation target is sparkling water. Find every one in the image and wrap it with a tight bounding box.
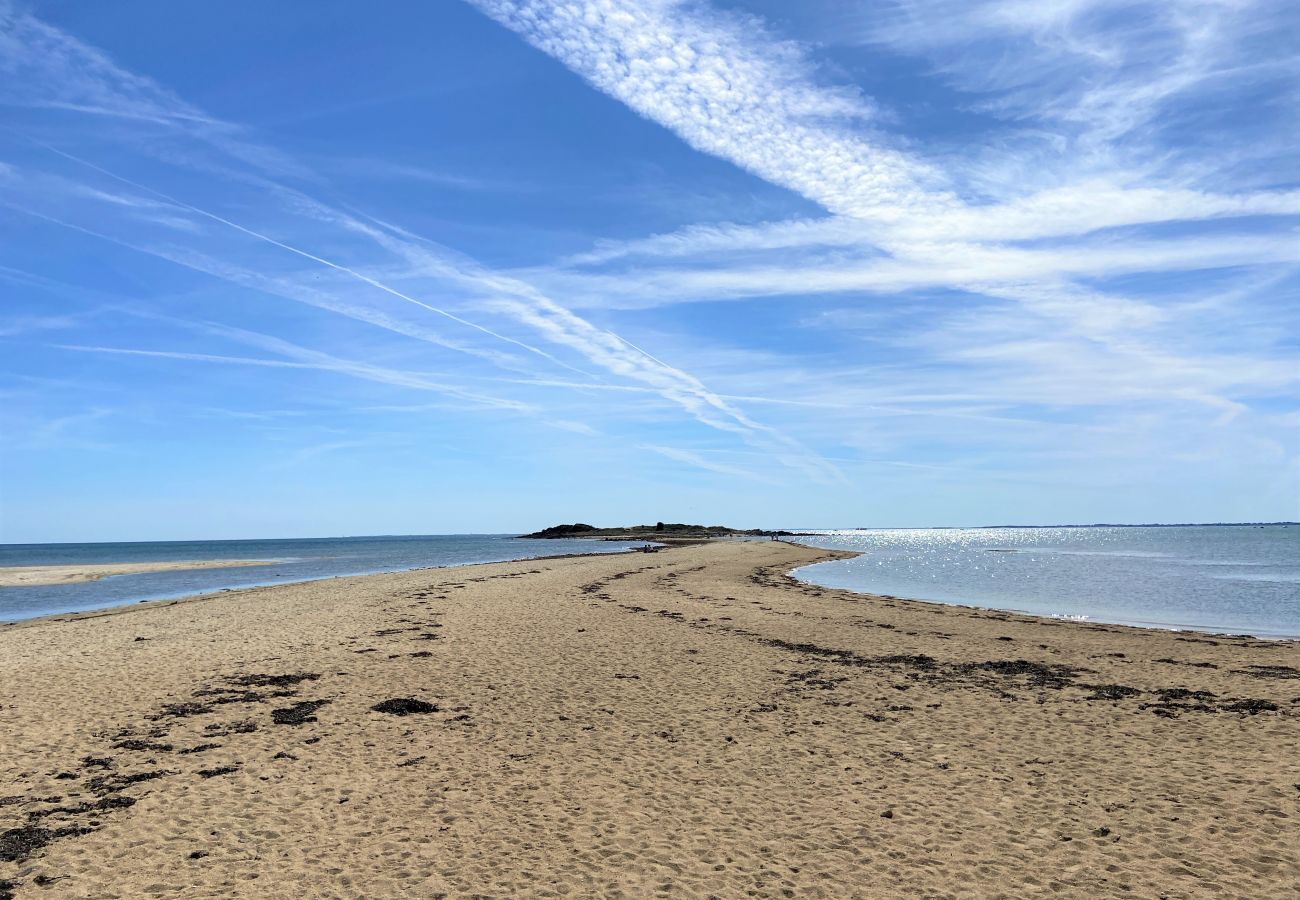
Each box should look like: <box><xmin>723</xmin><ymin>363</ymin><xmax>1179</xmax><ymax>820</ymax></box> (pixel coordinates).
<box><xmin>791</xmin><ymin>525</ymin><xmax>1300</xmax><ymax>638</ymax></box>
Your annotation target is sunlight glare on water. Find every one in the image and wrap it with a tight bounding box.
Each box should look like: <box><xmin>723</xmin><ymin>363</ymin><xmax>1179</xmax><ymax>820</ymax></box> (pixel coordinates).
<box><xmin>792</xmin><ymin>525</ymin><xmax>1300</xmax><ymax>638</ymax></box>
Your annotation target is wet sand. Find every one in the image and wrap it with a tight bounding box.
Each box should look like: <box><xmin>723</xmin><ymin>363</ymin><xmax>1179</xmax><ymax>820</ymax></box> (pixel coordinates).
<box><xmin>0</xmin><ymin>540</ymin><xmax>1297</xmax><ymax>898</ymax></box>
<box><xmin>0</xmin><ymin>560</ymin><xmax>273</xmax><ymax>587</ymax></box>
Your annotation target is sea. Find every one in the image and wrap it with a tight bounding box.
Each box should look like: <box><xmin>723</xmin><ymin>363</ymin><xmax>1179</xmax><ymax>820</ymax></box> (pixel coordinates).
<box><xmin>4</xmin><ymin>526</ymin><xmax>1298</xmax><ymax>638</ymax></box>
<box><xmin>0</xmin><ymin>534</ymin><xmax>646</xmax><ymax>623</ymax></box>
<box><xmin>791</xmin><ymin>525</ymin><xmax>1300</xmax><ymax>639</ymax></box>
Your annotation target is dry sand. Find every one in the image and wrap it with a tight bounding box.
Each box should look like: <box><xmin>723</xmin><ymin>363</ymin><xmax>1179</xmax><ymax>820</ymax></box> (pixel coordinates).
<box><xmin>0</xmin><ymin>560</ymin><xmax>274</xmax><ymax>587</ymax></box>
<box><xmin>0</xmin><ymin>541</ymin><xmax>1297</xmax><ymax>898</ymax></box>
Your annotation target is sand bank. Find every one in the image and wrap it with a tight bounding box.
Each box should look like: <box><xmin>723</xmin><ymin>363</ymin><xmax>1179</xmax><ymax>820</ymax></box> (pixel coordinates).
<box><xmin>0</xmin><ymin>541</ymin><xmax>1297</xmax><ymax>897</ymax></box>
<box><xmin>0</xmin><ymin>559</ymin><xmax>274</xmax><ymax>587</ymax></box>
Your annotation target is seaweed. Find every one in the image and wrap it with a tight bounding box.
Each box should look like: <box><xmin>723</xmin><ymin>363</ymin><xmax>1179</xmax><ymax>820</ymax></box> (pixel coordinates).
<box><xmin>372</xmin><ymin>698</ymin><xmax>438</xmax><ymax>716</ymax></box>
<box><xmin>1221</xmin><ymin>698</ymin><xmax>1279</xmax><ymax>714</ymax></box>
<box><xmin>1231</xmin><ymin>665</ymin><xmax>1300</xmax><ymax>680</ymax></box>
<box><xmin>195</xmin><ymin>765</ymin><xmax>240</xmax><ymax>778</ymax></box>
<box><xmin>1155</xmin><ymin>688</ymin><xmax>1216</xmax><ymax>701</ymax></box>
<box><xmin>112</xmin><ymin>739</ymin><xmax>173</xmax><ymax>752</ymax></box>
<box><xmin>271</xmin><ymin>700</ymin><xmax>330</xmax><ymax>726</ymax></box>
<box><xmin>28</xmin><ymin>796</ymin><xmax>136</xmax><ymax>818</ymax></box>
<box><xmin>149</xmin><ymin>702</ymin><xmax>212</xmax><ymax>720</ymax></box>
<box><xmin>226</xmin><ymin>673</ymin><xmax>321</xmax><ymax>689</ymax></box>
<box><xmin>959</xmin><ymin>659</ymin><xmax>1083</xmax><ymax>687</ymax></box>
<box><xmin>84</xmin><ymin>771</ymin><xmax>169</xmax><ymax>796</ymax></box>
<box><xmin>0</xmin><ymin>825</ymin><xmax>94</xmax><ymax>863</ymax></box>
<box><xmin>1083</xmin><ymin>684</ymin><xmax>1143</xmax><ymax>701</ymax></box>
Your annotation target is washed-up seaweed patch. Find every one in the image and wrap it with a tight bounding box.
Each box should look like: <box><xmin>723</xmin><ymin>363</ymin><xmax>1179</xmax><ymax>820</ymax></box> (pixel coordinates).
<box><xmin>751</xmin><ymin>636</ymin><xmax>1285</xmax><ymax>718</ymax></box>
<box><xmin>227</xmin><ymin>672</ymin><xmax>321</xmax><ymax>689</ymax></box>
<box><xmin>0</xmin><ymin>825</ymin><xmax>93</xmax><ymax>864</ymax></box>
<box><xmin>372</xmin><ymin>698</ymin><xmax>438</xmax><ymax>716</ymax></box>
<box><xmin>271</xmin><ymin>700</ymin><xmax>331</xmax><ymax>726</ymax></box>
<box><xmin>595</xmin><ymin>559</ymin><xmax>1292</xmax><ymax>723</ymax></box>
<box><xmin>1231</xmin><ymin>665</ymin><xmax>1300</xmax><ymax>680</ymax></box>
<box><xmin>84</xmin><ymin>771</ymin><xmax>169</xmax><ymax>796</ymax></box>
<box><xmin>112</xmin><ymin>739</ymin><xmax>172</xmax><ymax>753</ymax></box>
<box><xmin>0</xmin><ymin>670</ymin><xmax>330</xmax><ymax>880</ymax></box>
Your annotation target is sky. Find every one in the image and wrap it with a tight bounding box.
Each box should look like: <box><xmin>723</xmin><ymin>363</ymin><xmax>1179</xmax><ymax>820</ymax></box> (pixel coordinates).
<box><xmin>1</xmin><ymin>0</ymin><xmax>1297</xmax><ymax>542</ymax></box>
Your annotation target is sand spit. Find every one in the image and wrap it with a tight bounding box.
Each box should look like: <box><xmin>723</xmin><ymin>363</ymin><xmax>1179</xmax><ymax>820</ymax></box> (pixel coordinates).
<box><xmin>0</xmin><ymin>560</ymin><xmax>275</xmax><ymax>587</ymax></box>
<box><xmin>0</xmin><ymin>541</ymin><xmax>1297</xmax><ymax>898</ymax></box>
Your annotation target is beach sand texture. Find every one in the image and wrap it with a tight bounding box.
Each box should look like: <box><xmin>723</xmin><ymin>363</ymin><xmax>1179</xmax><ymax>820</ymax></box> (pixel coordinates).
<box><xmin>0</xmin><ymin>541</ymin><xmax>1297</xmax><ymax>898</ymax></box>
<box><xmin>0</xmin><ymin>560</ymin><xmax>274</xmax><ymax>587</ymax></box>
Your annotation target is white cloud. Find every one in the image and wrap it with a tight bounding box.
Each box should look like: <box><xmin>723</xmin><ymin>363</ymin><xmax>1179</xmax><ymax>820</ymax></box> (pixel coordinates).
<box><xmin>467</xmin><ymin>0</ymin><xmax>1297</xmax><ymax>445</ymax></box>
<box><xmin>0</xmin><ymin>311</ymin><xmax>86</xmax><ymax>337</ymax></box>
<box><xmin>468</xmin><ymin>0</ymin><xmax>955</xmax><ymax>221</ymax></box>
<box><xmin>0</xmin><ymin>2</ymin><xmax>306</xmax><ymax>177</ymax></box>
<box><xmin>4</xmin><ymin>0</ymin><xmax>1295</xmax><ymax>505</ymax></box>
<box><xmin>531</xmin><ymin>230</ymin><xmax>1298</xmax><ymax>311</ymax></box>
<box><xmin>856</xmin><ymin>0</ymin><xmax>1297</xmax><ymax>144</ymax></box>
<box><xmin>641</xmin><ymin>444</ymin><xmax>778</xmax><ymax>483</ymax></box>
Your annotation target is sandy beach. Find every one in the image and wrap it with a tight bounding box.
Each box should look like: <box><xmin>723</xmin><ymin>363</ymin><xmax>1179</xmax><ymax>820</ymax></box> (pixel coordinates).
<box><xmin>1</xmin><ymin>540</ymin><xmax>1297</xmax><ymax>898</ymax></box>
<box><xmin>0</xmin><ymin>560</ymin><xmax>274</xmax><ymax>587</ymax></box>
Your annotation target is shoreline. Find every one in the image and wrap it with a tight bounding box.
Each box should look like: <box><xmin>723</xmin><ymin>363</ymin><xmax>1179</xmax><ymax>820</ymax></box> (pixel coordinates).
<box><xmin>0</xmin><ymin>544</ymin><xmax>743</xmax><ymax>631</ymax></box>
<box><xmin>0</xmin><ymin>559</ymin><xmax>279</xmax><ymax>587</ymax></box>
<box><xmin>1</xmin><ymin>540</ymin><xmax>1296</xmax><ymax>896</ymax></box>
<box><xmin>784</xmin><ymin>537</ymin><xmax>1300</xmax><ymax>642</ymax></box>
<box><xmin>787</xmin><ymin>557</ymin><xmax>1300</xmax><ymax>642</ymax></box>
<box><xmin>6</xmin><ymin>537</ymin><xmax>1295</xmax><ymax>643</ymax></box>
<box><xmin>0</xmin><ymin>545</ymin><xmax>650</xmax><ymax>628</ymax></box>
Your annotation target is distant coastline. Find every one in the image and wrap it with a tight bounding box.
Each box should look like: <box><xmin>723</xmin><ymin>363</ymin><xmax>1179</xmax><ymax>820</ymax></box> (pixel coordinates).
<box><xmin>5</xmin><ymin>522</ymin><xmax>1292</xmax><ymax>549</ymax></box>
<box><xmin>518</xmin><ymin>522</ymin><xmax>793</xmax><ymax>540</ymax></box>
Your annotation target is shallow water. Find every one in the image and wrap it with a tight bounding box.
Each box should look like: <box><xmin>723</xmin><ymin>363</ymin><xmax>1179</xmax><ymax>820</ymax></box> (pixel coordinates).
<box><xmin>0</xmin><ymin>534</ymin><xmax>643</xmax><ymax>622</ymax></box>
<box><xmin>791</xmin><ymin>525</ymin><xmax>1300</xmax><ymax>638</ymax></box>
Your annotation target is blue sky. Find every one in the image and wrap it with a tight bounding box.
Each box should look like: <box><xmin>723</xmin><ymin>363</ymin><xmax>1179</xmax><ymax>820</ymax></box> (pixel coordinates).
<box><xmin>1</xmin><ymin>0</ymin><xmax>1297</xmax><ymax>542</ymax></box>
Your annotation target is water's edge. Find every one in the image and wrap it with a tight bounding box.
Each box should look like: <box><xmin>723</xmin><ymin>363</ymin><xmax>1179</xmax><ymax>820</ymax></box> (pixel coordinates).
<box><xmin>0</xmin><ymin>542</ymin><xmax>649</xmax><ymax>625</ymax></box>
<box><xmin>0</xmin><ymin>545</ymin><xmax>664</xmax><ymax>628</ymax></box>
<box><xmin>787</xmin><ymin>542</ymin><xmax>1299</xmax><ymax>641</ymax></box>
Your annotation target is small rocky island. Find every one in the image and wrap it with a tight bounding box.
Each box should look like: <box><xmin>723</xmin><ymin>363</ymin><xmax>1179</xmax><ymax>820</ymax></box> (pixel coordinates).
<box><xmin>520</xmin><ymin>522</ymin><xmax>793</xmax><ymax>540</ymax></box>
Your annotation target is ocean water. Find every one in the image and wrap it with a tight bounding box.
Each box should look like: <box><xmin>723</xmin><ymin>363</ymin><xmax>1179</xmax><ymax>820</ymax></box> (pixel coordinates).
<box><xmin>791</xmin><ymin>525</ymin><xmax>1300</xmax><ymax>639</ymax></box>
<box><xmin>0</xmin><ymin>534</ymin><xmax>646</xmax><ymax>622</ymax></box>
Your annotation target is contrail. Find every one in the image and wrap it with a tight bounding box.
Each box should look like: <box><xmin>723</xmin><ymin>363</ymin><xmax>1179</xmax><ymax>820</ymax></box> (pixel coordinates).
<box><xmin>28</xmin><ymin>138</ymin><xmax>584</xmax><ymax>374</ymax></box>
<box><xmin>15</xmin><ymin>137</ymin><xmax>840</xmax><ymax>480</ymax></box>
